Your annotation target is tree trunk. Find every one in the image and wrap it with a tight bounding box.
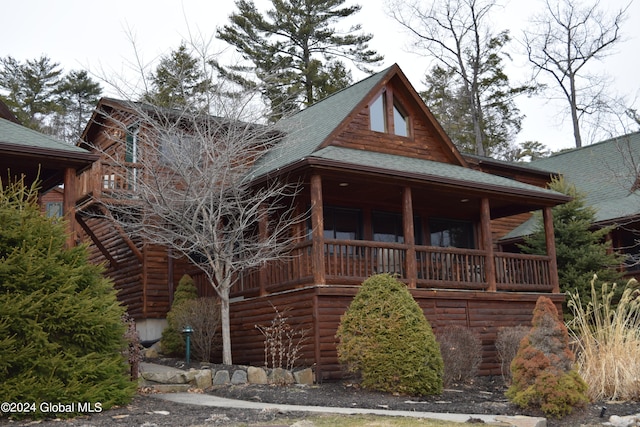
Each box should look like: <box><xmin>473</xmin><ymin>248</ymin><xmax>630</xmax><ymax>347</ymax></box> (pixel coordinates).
<box><xmin>220</xmin><ymin>292</ymin><xmax>232</xmax><ymax>365</ymax></box>
<box><xmin>569</xmin><ymin>75</ymin><xmax>582</xmax><ymax>148</ymax></box>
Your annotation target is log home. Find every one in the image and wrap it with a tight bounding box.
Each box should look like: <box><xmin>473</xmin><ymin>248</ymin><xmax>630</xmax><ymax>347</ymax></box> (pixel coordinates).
<box><xmin>76</xmin><ymin>64</ymin><xmax>570</xmax><ymax>378</ymax></box>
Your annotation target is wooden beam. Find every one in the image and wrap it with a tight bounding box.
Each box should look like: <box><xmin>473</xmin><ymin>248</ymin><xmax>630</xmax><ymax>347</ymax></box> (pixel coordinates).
<box><xmin>63</xmin><ymin>167</ymin><xmax>76</xmax><ymax>248</ymax></box>
<box><xmin>310</xmin><ymin>174</ymin><xmax>326</xmax><ymax>285</ymax></box>
<box><xmin>75</xmin><ymin>213</ymin><xmax>119</xmax><ymax>269</ymax></box>
<box><xmin>97</xmin><ymin>204</ymin><xmax>144</xmax><ymax>262</ymax></box>
<box><xmin>480</xmin><ymin>198</ymin><xmax>496</xmax><ymax>291</ymax></box>
<box><xmin>402</xmin><ymin>186</ymin><xmax>417</xmax><ymax>288</ymax></box>
<box><xmin>543</xmin><ymin>207</ymin><xmax>560</xmax><ymax>293</ymax></box>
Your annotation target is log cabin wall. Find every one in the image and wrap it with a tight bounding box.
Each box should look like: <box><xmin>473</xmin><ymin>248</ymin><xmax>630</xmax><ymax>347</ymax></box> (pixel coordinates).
<box><xmin>226</xmin><ymin>286</ymin><xmax>564</xmax><ymax>381</ymax></box>
<box><xmin>79</xmin><ymin>214</ymin><xmax>145</xmax><ymax>318</ymax></box>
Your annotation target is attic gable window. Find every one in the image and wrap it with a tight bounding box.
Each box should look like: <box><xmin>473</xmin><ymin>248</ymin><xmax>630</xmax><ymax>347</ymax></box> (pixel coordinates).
<box><xmin>369</xmin><ymin>90</ymin><xmax>410</xmax><ymax>137</ymax></box>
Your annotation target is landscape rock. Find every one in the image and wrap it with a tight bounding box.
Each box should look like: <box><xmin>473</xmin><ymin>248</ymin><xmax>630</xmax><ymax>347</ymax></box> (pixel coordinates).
<box><xmin>194</xmin><ymin>369</ymin><xmax>212</xmax><ymax>389</ymax></box>
<box><xmin>610</xmin><ymin>414</ymin><xmax>640</xmax><ymax>427</ymax></box>
<box><xmin>231</xmin><ymin>369</ymin><xmax>248</xmax><ymax>384</ymax></box>
<box><xmin>141</xmin><ymin>371</ymin><xmax>187</xmax><ymax>384</ymax></box>
<box><xmin>269</xmin><ymin>367</ymin><xmax>295</xmax><ymax>385</ymax></box>
<box><xmin>293</xmin><ymin>368</ymin><xmax>314</xmax><ymax>385</ymax></box>
<box><xmin>247</xmin><ymin>366</ymin><xmax>268</xmax><ymax>384</ymax></box>
<box><xmin>213</xmin><ymin>369</ymin><xmax>231</xmax><ymax>385</ymax></box>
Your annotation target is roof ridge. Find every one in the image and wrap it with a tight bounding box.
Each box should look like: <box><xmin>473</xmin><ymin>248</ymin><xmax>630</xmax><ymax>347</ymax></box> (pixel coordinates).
<box><xmin>538</xmin><ymin>130</ymin><xmax>640</xmax><ymax>161</ymax></box>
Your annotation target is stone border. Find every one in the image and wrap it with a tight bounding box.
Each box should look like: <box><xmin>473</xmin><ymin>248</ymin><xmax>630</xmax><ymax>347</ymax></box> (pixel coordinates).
<box><xmin>140</xmin><ymin>364</ymin><xmax>314</xmax><ymax>391</ymax></box>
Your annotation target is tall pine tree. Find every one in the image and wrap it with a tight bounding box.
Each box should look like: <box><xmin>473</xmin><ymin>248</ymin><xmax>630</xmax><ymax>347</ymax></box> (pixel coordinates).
<box><xmin>0</xmin><ymin>179</ymin><xmax>135</xmax><ymax>418</ymax></box>
<box><xmin>217</xmin><ymin>0</ymin><xmax>382</xmax><ymax>118</ymax></box>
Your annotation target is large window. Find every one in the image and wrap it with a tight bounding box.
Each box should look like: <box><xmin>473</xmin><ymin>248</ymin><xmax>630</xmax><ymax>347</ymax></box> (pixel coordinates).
<box><xmin>429</xmin><ymin>218</ymin><xmax>474</xmax><ymax>249</ymax></box>
<box><xmin>323</xmin><ymin>206</ymin><xmax>362</xmax><ymax>240</ymax></box>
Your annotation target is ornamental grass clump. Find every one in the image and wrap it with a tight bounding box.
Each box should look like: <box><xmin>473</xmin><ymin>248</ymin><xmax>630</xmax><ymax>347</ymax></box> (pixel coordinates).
<box><xmin>506</xmin><ymin>296</ymin><xmax>588</xmax><ymax>418</ymax></box>
<box><xmin>568</xmin><ymin>276</ymin><xmax>640</xmax><ymax>401</ymax></box>
<box><xmin>336</xmin><ymin>274</ymin><xmax>443</xmax><ymax>396</ymax></box>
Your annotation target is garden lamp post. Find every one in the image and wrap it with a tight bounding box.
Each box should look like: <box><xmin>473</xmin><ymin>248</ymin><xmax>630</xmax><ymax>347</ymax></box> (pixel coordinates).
<box><xmin>182</xmin><ymin>325</ymin><xmax>194</xmax><ymax>366</ymax></box>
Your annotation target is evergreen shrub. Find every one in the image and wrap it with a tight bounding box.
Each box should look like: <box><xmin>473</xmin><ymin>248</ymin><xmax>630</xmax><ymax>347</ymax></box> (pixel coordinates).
<box><xmin>336</xmin><ymin>274</ymin><xmax>443</xmax><ymax>395</ymax></box>
<box><xmin>0</xmin><ymin>179</ymin><xmax>135</xmax><ymax>419</ymax></box>
<box><xmin>506</xmin><ymin>296</ymin><xmax>589</xmax><ymax>417</ymax></box>
<box><xmin>436</xmin><ymin>325</ymin><xmax>482</xmax><ymax>386</ymax></box>
<box><xmin>160</xmin><ymin>274</ymin><xmax>198</xmax><ymax>356</ymax></box>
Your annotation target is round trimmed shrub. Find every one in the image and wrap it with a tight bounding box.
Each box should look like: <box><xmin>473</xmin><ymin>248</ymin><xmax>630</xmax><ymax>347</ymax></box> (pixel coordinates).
<box><xmin>336</xmin><ymin>274</ymin><xmax>443</xmax><ymax>395</ymax></box>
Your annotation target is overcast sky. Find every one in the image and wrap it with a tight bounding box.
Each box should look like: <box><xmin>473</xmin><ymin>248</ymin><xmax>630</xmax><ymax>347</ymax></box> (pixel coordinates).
<box><xmin>2</xmin><ymin>0</ymin><xmax>639</xmax><ymax>152</ymax></box>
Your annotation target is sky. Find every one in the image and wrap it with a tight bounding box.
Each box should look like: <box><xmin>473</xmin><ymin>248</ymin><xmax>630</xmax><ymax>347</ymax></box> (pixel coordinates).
<box><xmin>2</xmin><ymin>0</ymin><xmax>639</xmax><ymax>152</ymax></box>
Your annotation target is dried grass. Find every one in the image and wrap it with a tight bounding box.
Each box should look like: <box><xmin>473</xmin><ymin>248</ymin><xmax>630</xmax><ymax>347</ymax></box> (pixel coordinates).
<box><xmin>568</xmin><ymin>276</ymin><xmax>640</xmax><ymax>401</ymax></box>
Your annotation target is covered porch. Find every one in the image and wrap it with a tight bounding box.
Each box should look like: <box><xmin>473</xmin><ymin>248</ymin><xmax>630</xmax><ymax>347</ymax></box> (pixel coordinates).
<box><xmin>225</xmin><ymin>166</ymin><xmax>564</xmax><ymax>298</ymax></box>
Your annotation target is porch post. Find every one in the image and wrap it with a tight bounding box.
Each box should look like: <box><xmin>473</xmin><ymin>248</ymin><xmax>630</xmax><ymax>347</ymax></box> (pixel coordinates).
<box><xmin>543</xmin><ymin>207</ymin><xmax>560</xmax><ymax>293</ymax></box>
<box><xmin>480</xmin><ymin>197</ymin><xmax>496</xmax><ymax>291</ymax></box>
<box><xmin>310</xmin><ymin>174</ymin><xmax>326</xmax><ymax>285</ymax></box>
<box><xmin>402</xmin><ymin>186</ymin><xmax>417</xmax><ymax>288</ymax></box>
<box><xmin>63</xmin><ymin>167</ymin><xmax>76</xmax><ymax>248</ymax></box>
<box><xmin>258</xmin><ymin>203</ymin><xmax>268</xmax><ymax>296</ymax></box>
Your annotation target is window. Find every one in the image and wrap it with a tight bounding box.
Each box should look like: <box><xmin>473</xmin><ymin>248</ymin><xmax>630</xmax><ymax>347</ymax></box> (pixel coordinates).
<box><xmin>370</xmin><ymin>94</ymin><xmax>386</xmax><ymax>133</ymax></box>
<box><xmin>369</xmin><ymin>90</ymin><xmax>410</xmax><ymax>137</ymax></box>
<box><xmin>45</xmin><ymin>202</ymin><xmax>63</xmax><ymax>218</ymax></box>
<box><xmin>125</xmin><ymin>126</ymin><xmax>139</xmax><ymax>190</ymax></box>
<box><xmin>324</xmin><ymin>207</ymin><xmax>362</xmax><ymax>240</ymax></box>
<box><xmin>429</xmin><ymin>218</ymin><xmax>474</xmax><ymax>249</ymax></box>
<box><xmin>393</xmin><ymin>104</ymin><xmax>408</xmax><ymax>137</ymax></box>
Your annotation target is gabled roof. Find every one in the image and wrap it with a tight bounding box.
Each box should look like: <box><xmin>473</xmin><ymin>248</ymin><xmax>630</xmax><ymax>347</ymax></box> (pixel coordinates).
<box><xmin>250</xmin><ymin>64</ymin><xmax>466</xmax><ymax>179</ymax></box>
<box><xmin>503</xmin><ymin>131</ymin><xmax>640</xmax><ymax>239</ymax></box>
<box><xmin>249</xmin><ymin>64</ymin><xmax>567</xmax><ymax>206</ymax></box>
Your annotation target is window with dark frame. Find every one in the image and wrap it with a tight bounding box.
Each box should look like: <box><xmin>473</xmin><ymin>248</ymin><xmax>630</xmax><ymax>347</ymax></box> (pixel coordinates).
<box><xmin>429</xmin><ymin>218</ymin><xmax>475</xmax><ymax>249</ymax></box>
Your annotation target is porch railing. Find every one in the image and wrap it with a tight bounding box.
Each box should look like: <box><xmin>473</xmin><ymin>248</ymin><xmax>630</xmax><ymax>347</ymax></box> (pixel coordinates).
<box><xmin>225</xmin><ymin>239</ymin><xmax>555</xmax><ymax>296</ymax></box>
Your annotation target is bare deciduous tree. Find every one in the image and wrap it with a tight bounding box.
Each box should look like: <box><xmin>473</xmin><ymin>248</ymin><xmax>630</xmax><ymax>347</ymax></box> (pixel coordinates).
<box><xmin>91</xmin><ymin>41</ymin><xmax>305</xmax><ymax>365</ymax></box>
<box><xmin>389</xmin><ymin>0</ymin><xmax>530</xmax><ymax>157</ymax></box>
<box><xmin>523</xmin><ymin>0</ymin><xmax>630</xmax><ymax>148</ymax></box>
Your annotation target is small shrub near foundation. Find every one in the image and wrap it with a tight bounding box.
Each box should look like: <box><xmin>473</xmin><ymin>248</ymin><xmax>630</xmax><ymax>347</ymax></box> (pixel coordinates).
<box><xmin>495</xmin><ymin>325</ymin><xmax>530</xmax><ymax>385</ymax></box>
<box><xmin>506</xmin><ymin>297</ymin><xmax>588</xmax><ymax>418</ymax></box>
<box><xmin>256</xmin><ymin>305</ymin><xmax>309</xmax><ymax>371</ymax></box>
<box><xmin>161</xmin><ymin>275</ymin><xmax>198</xmax><ymax>356</ymax></box>
<box><xmin>336</xmin><ymin>274</ymin><xmax>443</xmax><ymax>396</ymax></box>
<box><xmin>436</xmin><ymin>325</ymin><xmax>482</xmax><ymax>386</ymax></box>
<box><xmin>172</xmin><ymin>297</ymin><xmax>221</xmax><ymax>362</ymax></box>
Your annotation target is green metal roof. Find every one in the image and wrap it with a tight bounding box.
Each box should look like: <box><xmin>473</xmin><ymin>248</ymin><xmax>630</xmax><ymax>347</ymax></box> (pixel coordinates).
<box><xmin>312</xmin><ymin>146</ymin><xmax>567</xmax><ymax>199</ymax></box>
<box><xmin>503</xmin><ymin>131</ymin><xmax>640</xmax><ymax>239</ymax></box>
<box><xmin>0</xmin><ymin>117</ymin><xmax>88</xmax><ymax>154</ymax></box>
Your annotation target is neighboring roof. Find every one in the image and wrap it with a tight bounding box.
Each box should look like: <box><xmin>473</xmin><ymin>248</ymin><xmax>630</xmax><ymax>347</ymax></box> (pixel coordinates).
<box><xmin>0</xmin><ymin>117</ymin><xmax>97</xmax><ymax>191</ymax></box>
<box><xmin>503</xmin><ymin>131</ymin><xmax>640</xmax><ymax>240</ymax></box>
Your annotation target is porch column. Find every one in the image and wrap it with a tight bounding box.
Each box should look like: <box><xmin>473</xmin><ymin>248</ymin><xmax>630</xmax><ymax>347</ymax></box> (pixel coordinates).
<box><xmin>480</xmin><ymin>197</ymin><xmax>496</xmax><ymax>291</ymax></box>
<box><xmin>543</xmin><ymin>207</ymin><xmax>560</xmax><ymax>293</ymax></box>
<box><xmin>258</xmin><ymin>203</ymin><xmax>268</xmax><ymax>296</ymax></box>
<box><xmin>310</xmin><ymin>174</ymin><xmax>326</xmax><ymax>285</ymax></box>
<box><xmin>63</xmin><ymin>167</ymin><xmax>77</xmax><ymax>248</ymax></box>
<box><xmin>402</xmin><ymin>186</ymin><xmax>417</xmax><ymax>288</ymax></box>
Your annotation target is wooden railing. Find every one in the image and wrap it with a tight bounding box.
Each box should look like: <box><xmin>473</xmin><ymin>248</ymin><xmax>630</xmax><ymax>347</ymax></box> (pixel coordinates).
<box><xmin>416</xmin><ymin>246</ymin><xmax>487</xmax><ymax>290</ymax></box>
<box><xmin>224</xmin><ymin>240</ymin><xmax>556</xmax><ymax>295</ymax></box>
<box><xmin>76</xmin><ymin>161</ymin><xmax>142</xmax><ymax>202</ymax></box>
